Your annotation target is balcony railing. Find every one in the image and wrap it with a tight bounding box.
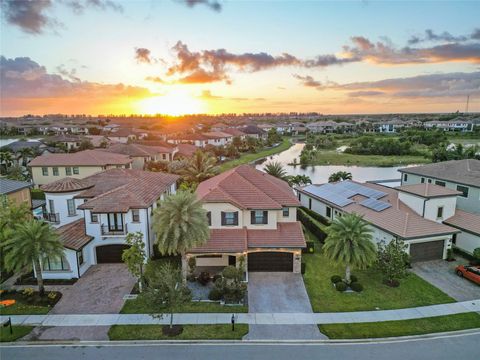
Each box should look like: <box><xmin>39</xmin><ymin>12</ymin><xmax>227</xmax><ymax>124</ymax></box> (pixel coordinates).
<box><xmin>101</xmin><ymin>223</ymin><xmax>127</xmax><ymax>236</ymax></box>
<box><xmin>43</xmin><ymin>212</ymin><xmax>60</xmax><ymax>224</ymax></box>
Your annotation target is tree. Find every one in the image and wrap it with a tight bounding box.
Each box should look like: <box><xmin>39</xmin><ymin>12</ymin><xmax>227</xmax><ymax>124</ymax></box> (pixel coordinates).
<box><xmin>152</xmin><ymin>191</ymin><xmax>210</xmax><ymax>276</ymax></box>
<box><xmin>78</xmin><ymin>139</ymin><xmax>94</xmax><ymax>151</ymax></box>
<box><xmin>376</xmin><ymin>239</ymin><xmax>410</xmax><ymax>286</ymax></box>
<box><xmin>288</xmin><ymin>174</ymin><xmax>312</xmax><ymax>187</ymax></box>
<box><xmin>88</xmin><ymin>127</ymin><xmax>101</xmax><ymax>135</ymax></box>
<box><xmin>264</xmin><ymin>161</ymin><xmax>288</xmax><ymax>180</ymax></box>
<box><xmin>232</xmin><ymin>136</ymin><xmax>243</xmax><ymax>149</ymax></box>
<box><xmin>328</xmin><ymin>171</ymin><xmax>352</xmax><ymax>183</ymax></box>
<box><xmin>141</xmin><ymin>262</ymin><xmax>192</xmax><ymax>331</ymax></box>
<box><xmin>18</xmin><ymin>147</ymin><xmax>34</xmax><ymax>167</ymax></box>
<box><xmin>122</xmin><ymin>232</ymin><xmax>147</xmax><ymax>292</ymax></box>
<box><xmin>178</xmin><ymin>150</ymin><xmax>219</xmax><ymax>184</ymax></box>
<box><xmin>2</xmin><ymin>220</ymin><xmax>64</xmax><ymax>295</ymax></box>
<box><xmin>0</xmin><ymin>151</ymin><xmax>14</xmax><ymax>175</ymax></box>
<box><xmin>323</xmin><ymin>213</ymin><xmax>376</xmax><ymax>284</ymax></box>
<box><xmin>99</xmin><ymin>138</ymin><xmax>109</xmax><ymax>148</ymax></box>
<box><xmin>6</xmin><ymin>164</ymin><xmax>29</xmax><ymax>181</ymax></box>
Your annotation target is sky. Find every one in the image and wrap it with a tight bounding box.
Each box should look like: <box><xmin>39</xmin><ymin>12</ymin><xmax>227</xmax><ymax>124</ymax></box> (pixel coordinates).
<box><xmin>1</xmin><ymin>0</ymin><xmax>479</xmax><ymax>116</ymax></box>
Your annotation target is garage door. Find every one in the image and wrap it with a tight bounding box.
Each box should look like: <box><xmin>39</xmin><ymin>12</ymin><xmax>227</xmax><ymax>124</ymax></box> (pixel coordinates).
<box><xmin>248</xmin><ymin>252</ymin><xmax>293</xmax><ymax>272</ymax></box>
<box><xmin>96</xmin><ymin>244</ymin><xmax>130</xmax><ymax>263</ymax></box>
<box><xmin>410</xmin><ymin>240</ymin><xmax>444</xmax><ymax>262</ymax></box>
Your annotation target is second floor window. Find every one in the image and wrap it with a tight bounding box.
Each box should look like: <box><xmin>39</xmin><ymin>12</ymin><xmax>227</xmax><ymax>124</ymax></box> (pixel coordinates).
<box><xmin>456</xmin><ymin>185</ymin><xmax>469</xmax><ymax>198</ymax></box>
<box><xmin>437</xmin><ymin>206</ymin><xmax>444</xmax><ymax>219</ymax></box>
<box><xmin>73</xmin><ymin>167</ymin><xmax>79</xmax><ymax>175</ymax></box>
<box><xmin>42</xmin><ymin>167</ymin><xmax>48</xmax><ymax>176</ymax></box>
<box><xmin>435</xmin><ymin>180</ymin><xmax>446</xmax><ymax>187</ymax></box>
<box><xmin>132</xmin><ymin>209</ymin><xmax>140</xmax><ymax>222</ymax></box>
<box><xmin>108</xmin><ymin>213</ymin><xmax>123</xmax><ymax>231</ymax></box>
<box><xmin>207</xmin><ymin>211</ymin><xmax>211</xmax><ymax>226</ymax></box>
<box><xmin>221</xmin><ymin>211</ymin><xmax>238</xmax><ymax>226</ymax></box>
<box><xmin>65</xmin><ymin>167</ymin><xmax>72</xmax><ymax>175</ymax></box>
<box><xmin>251</xmin><ymin>210</ymin><xmax>268</xmax><ymax>225</ymax></box>
<box><xmin>90</xmin><ymin>212</ymin><xmax>98</xmax><ymax>223</ymax></box>
<box><xmin>48</xmin><ymin>199</ymin><xmax>55</xmax><ymax>214</ymax></box>
<box><xmin>53</xmin><ymin>167</ymin><xmax>59</xmax><ymax>176</ymax></box>
<box><xmin>282</xmin><ymin>207</ymin><xmax>290</xmax><ymax>217</ymax></box>
<box><xmin>67</xmin><ymin>199</ymin><xmax>76</xmax><ymax>216</ymax></box>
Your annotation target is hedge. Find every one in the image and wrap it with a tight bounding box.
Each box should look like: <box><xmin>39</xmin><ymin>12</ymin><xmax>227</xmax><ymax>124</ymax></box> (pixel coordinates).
<box><xmin>300</xmin><ymin>206</ymin><xmax>330</xmax><ymax>226</ymax></box>
<box><xmin>298</xmin><ymin>209</ymin><xmax>328</xmax><ymax>243</ymax></box>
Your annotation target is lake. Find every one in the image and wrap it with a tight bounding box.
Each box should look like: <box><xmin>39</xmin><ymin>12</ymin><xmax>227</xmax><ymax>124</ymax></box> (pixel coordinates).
<box><xmin>256</xmin><ymin>143</ymin><xmax>410</xmax><ymax>185</ymax></box>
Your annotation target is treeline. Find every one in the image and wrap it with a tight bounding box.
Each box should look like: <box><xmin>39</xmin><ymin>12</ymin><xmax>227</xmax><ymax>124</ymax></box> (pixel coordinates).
<box><xmin>345</xmin><ymin>137</ymin><xmax>417</xmax><ymax>156</ymax></box>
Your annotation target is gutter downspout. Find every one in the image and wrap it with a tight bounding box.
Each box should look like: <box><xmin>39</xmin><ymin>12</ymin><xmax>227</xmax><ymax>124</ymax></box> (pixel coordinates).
<box><xmin>146</xmin><ymin>207</ymin><xmax>151</xmax><ymax>258</ymax></box>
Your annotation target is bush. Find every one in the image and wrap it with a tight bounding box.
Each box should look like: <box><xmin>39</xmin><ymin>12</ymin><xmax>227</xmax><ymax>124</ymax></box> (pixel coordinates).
<box><xmin>301</xmin><ymin>262</ymin><xmax>306</xmax><ymax>274</ymax></box>
<box><xmin>349</xmin><ymin>275</ymin><xmax>358</xmax><ymax>283</ymax></box>
<box><xmin>212</xmin><ymin>274</ymin><xmax>222</xmax><ymax>283</ymax></box>
<box><xmin>335</xmin><ymin>282</ymin><xmax>347</xmax><ymax>292</ymax></box>
<box><xmin>330</xmin><ymin>275</ymin><xmax>342</xmax><ymax>284</ymax></box>
<box><xmin>222</xmin><ymin>266</ymin><xmax>240</xmax><ymax>281</ymax></box>
<box><xmin>22</xmin><ymin>288</ymin><xmax>34</xmax><ymax>297</ymax></box>
<box><xmin>297</xmin><ymin>210</ymin><xmax>328</xmax><ymax>243</ymax></box>
<box><xmin>350</xmin><ymin>282</ymin><xmax>363</xmax><ymax>292</ymax></box>
<box><xmin>186</xmin><ymin>274</ymin><xmax>196</xmax><ymax>282</ymax></box>
<box><xmin>300</xmin><ymin>206</ymin><xmax>330</xmax><ymax>225</ymax></box>
<box><xmin>197</xmin><ymin>271</ymin><xmax>211</xmax><ymax>286</ymax></box>
<box><xmin>303</xmin><ymin>241</ymin><xmax>315</xmax><ymax>254</ymax></box>
<box><xmin>208</xmin><ymin>288</ymin><xmax>223</xmax><ymax>301</ymax></box>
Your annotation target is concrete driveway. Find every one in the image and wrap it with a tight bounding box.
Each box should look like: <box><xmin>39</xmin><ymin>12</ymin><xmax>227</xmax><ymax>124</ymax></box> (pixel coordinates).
<box><xmin>245</xmin><ymin>272</ymin><xmax>326</xmax><ymax>340</ymax></box>
<box><xmin>412</xmin><ymin>259</ymin><xmax>480</xmax><ymax>302</ymax></box>
<box><xmin>23</xmin><ymin>264</ymin><xmax>136</xmax><ymax>341</ymax></box>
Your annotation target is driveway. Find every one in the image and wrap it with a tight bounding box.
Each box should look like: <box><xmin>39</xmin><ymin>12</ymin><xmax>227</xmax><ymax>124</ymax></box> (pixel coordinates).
<box><xmin>23</xmin><ymin>264</ymin><xmax>136</xmax><ymax>341</ymax></box>
<box><xmin>412</xmin><ymin>259</ymin><xmax>480</xmax><ymax>302</ymax></box>
<box><xmin>244</xmin><ymin>272</ymin><xmax>326</xmax><ymax>340</ymax></box>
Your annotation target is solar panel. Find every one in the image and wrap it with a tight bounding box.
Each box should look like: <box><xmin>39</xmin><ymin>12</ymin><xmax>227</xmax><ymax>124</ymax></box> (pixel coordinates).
<box><xmin>337</xmin><ymin>181</ymin><xmax>387</xmax><ymax>199</ymax></box>
<box><xmin>359</xmin><ymin>198</ymin><xmax>391</xmax><ymax>212</ymax></box>
<box><xmin>303</xmin><ymin>185</ymin><xmax>353</xmax><ymax>207</ymax></box>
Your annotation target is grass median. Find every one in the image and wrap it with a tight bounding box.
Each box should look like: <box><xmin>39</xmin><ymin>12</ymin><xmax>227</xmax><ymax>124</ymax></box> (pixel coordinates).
<box><xmin>0</xmin><ymin>326</ymin><xmax>34</xmax><ymax>342</ymax></box>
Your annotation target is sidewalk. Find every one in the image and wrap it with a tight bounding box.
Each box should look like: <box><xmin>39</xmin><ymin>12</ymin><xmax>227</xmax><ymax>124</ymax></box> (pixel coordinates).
<box><xmin>2</xmin><ymin>299</ymin><xmax>479</xmax><ymax>327</ymax></box>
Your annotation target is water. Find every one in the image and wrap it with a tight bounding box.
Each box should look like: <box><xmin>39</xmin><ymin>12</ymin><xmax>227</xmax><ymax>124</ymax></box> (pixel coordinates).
<box><xmin>0</xmin><ymin>138</ymin><xmax>42</xmax><ymax>147</ymax></box>
<box><xmin>256</xmin><ymin>143</ymin><xmax>408</xmax><ymax>185</ymax></box>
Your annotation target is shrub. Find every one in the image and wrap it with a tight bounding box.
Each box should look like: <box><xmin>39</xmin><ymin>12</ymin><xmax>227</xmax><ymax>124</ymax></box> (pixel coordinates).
<box><xmin>335</xmin><ymin>282</ymin><xmax>347</xmax><ymax>292</ymax></box>
<box><xmin>297</xmin><ymin>210</ymin><xmax>328</xmax><ymax>243</ymax></box>
<box><xmin>330</xmin><ymin>275</ymin><xmax>342</xmax><ymax>284</ymax></box>
<box><xmin>22</xmin><ymin>288</ymin><xmax>34</xmax><ymax>297</ymax></box>
<box><xmin>300</xmin><ymin>206</ymin><xmax>330</xmax><ymax>225</ymax></box>
<box><xmin>301</xmin><ymin>262</ymin><xmax>306</xmax><ymax>274</ymax></box>
<box><xmin>208</xmin><ymin>288</ymin><xmax>223</xmax><ymax>301</ymax></box>
<box><xmin>303</xmin><ymin>241</ymin><xmax>315</xmax><ymax>254</ymax></box>
<box><xmin>222</xmin><ymin>266</ymin><xmax>240</xmax><ymax>281</ymax></box>
<box><xmin>350</xmin><ymin>282</ymin><xmax>363</xmax><ymax>292</ymax></box>
<box><xmin>47</xmin><ymin>291</ymin><xmax>57</xmax><ymax>300</ymax></box>
<box><xmin>197</xmin><ymin>271</ymin><xmax>211</xmax><ymax>286</ymax></box>
<box><xmin>349</xmin><ymin>275</ymin><xmax>358</xmax><ymax>283</ymax></box>
<box><xmin>212</xmin><ymin>274</ymin><xmax>223</xmax><ymax>283</ymax></box>
<box><xmin>186</xmin><ymin>274</ymin><xmax>196</xmax><ymax>282</ymax></box>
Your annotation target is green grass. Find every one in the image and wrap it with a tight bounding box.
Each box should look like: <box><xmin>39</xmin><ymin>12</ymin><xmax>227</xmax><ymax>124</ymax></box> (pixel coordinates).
<box><xmin>219</xmin><ymin>138</ymin><xmax>292</xmax><ymax>172</ymax></box>
<box><xmin>302</xmin><ymin>250</ymin><xmax>455</xmax><ymax>312</ymax></box>
<box><xmin>320</xmin><ymin>313</ymin><xmax>480</xmax><ymax>339</ymax></box>
<box><xmin>0</xmin><ymin>326</ymin><xmax>34</xmax><ymax>342</ymax></box>
<box><xmin>108</xmin><ymin>324</ymin><xmax>248</xmax><ymax>340</ymax></box>
<box><xmin>306</xmin><ymin>150</ymin><xmax>430</xmax><ymax>167</ymax></box>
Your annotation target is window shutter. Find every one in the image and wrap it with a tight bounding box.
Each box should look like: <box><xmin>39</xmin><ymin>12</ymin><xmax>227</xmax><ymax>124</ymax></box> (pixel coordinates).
<box><xmin>233</xmin><ymin>212</ymin><xmax>238</xmax><ymax>225</ymax></box>
<box><xmin>221</xmin><ymin>211</ymin><xmax>225</xmax><ymax>226</ymax></box>
<box><xmin>250</xmin><ymin>211</ymin><xmax>255</xmax><ymax>224</ymax></box>
<box><xmin>263</xmin><ymin>211</ymin><xmax>268</xmax><ymax>224</ymax></box>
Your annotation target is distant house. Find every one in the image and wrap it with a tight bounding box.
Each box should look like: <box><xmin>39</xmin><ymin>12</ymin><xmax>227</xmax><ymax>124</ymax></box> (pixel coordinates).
<box><xmin>306</xmin><ymin>121</ymin><xmax>354</xmax><ymax>133</ymax></box>
<box><xmin>175</xmin><ymin>143</ymin><xmax>198</xmax><ymax>159</ymax></box>
<box><xmin>167</xmin><ymin>133</ymin><xmax>210</xmax><ymax>148</ymax></box>
<box><xmin>42</xmin><ymin>134</ymin><xmax>85</xmax><ymax>151</ymax></box>
<box><xmin>223</xmin><ymin>128</ymin><xmax>247</xmax><ymax>140</ymax></box>
<box><xmin>240</xmin><ymin>125</ymin><xmax>267</xmax><ymax>139</ymax></box>
<box><xmin>104</xmin><ymin>128</ymin><xmax>138</xmax><ymax>143</ymax></box>
<box><xmin>377</xmin><ymin>120</ymin><xmax>407</xmax><ymax>133</ymax></box>
<box><xmin>202</xmin><ymin>132</ymin><xmax>233</xmax><ymax>146</ymax></box>
<box><xmin>424</xmin><ymin>118</ymin><xmax>475</xmax><ymax>132</ymax></box>
<box><xmin>28</xmin><ymin>149</ymin><xmax>132</xmax><ymax>186</ymax></box>
<box><xmin>101</xmin><ymin>143</ymin><xmax>178</xmax><ymax>169</ymax></box>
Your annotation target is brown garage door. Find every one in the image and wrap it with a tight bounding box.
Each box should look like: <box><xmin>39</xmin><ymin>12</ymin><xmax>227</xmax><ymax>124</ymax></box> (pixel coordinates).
<box><xmin>248</xmin><ymin>252</ymin><xmax>293</xmax><ymax>272</ymax></box>
<box><xmin>96</xmin><ymin>244</ymin><xmax>130</xmax><ymax>263</ymax></box>
<box><xmin>410</xmin><ymin>240</ymin><xmax>444</xmax><ymax>262</ymax></box>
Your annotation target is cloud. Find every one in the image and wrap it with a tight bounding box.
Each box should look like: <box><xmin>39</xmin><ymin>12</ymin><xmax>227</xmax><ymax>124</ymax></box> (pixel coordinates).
<box><xmin>145</xmin><ymin>76</ymin><xmax>165</xmax><ymax>83</ymax></box>
<box><xmin>197</xmin><ymin>90</ymin><xmax>265</xmax><ymax>102</ymax></box>
<box><xmin>65</xmin><ymin>0</ymin><xmax>123</xmax><ymax>14</ymax></box>
<box><xmin>177</xmin><ymin>0</ymin><xmax>222</xmax><ymax>12</ymax></box>
<box><xmin>347</xmin><ymin>90</ymin><xmax>386</xmax><ymax>97</ymax></box>
<box><xmin>408</xmin><ymin>29</ymin><xmax>468</xmax><ymax>45</ymax></box>
<box><xmin>293</xmin><ymin>74</ymin><xmax>322</xmax><ymax>88</ymax></box>
<box><xmin>135</xmin><ymin>48</ymin><xmax>153</xmax><ymax>64</ymax></box>
<box><xmin>56</xmin><ymin>64</ymin><xmax>81</xmax><ymax>82</ymax></box>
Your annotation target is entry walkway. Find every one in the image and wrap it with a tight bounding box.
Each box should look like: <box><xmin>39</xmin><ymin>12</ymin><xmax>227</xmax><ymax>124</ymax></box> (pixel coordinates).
<box><xmin>3</xmin><ymin>299</ymin><xmax>479</xmax><ymax>327</ymax></box>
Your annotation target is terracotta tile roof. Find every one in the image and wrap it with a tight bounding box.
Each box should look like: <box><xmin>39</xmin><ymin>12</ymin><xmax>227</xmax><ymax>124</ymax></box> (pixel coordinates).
<box><xmin>77</xmin><ymin>169</ymin><xmax>179</xmax><ymax>212</ymax></box>
<box><xmin>189</xmin><ymin>228</ymin><xmax>248</xmax><ymax>253</ymax></box>
<box><xmin>29</xmin><ymin>149</ymin><xmax>132</xmax><ymax>167</ymax></box>
<box><xmin>202</xmin><ymin>131</ymin><xmax>233</xmax><ymax>139</ymax></box>
<box><xmin>241</xmin><ymin>125</ymin><xmax>266</xmax><ymax>135</ymax></box>
<box><xmin>41</xmin><ymin>177</ymin><xmax>93</xmax><ymax>193</ymax></box>
<box><xmin>197</xmin><ymin>165</ymin><xmax>300</xmax><ymax>210</ymax></box>
<box><xmin>175</xmin><ymin>143</ymin><xmax>197</xmax><ymax>158</ymax></box>
<box><xmin>169</xmin><ymin>133</ymin><xmax>209</xmax><ymax>141</ymax></box>
<box><xmin>399</xmin><ymin>159</ymin><xmax>480</xmax><ymax>188</ymax></box>
<box><xmin>223</xmin><ymin>128</ymin><xmax>246</xmax><ymax>136</ymax></box>
<box><xmin>101</xmin><ymin>143</ymin><xmax>173</xmax><ymax>157</ymax></box>
<box><xmin>56</xmin><ymin>219</ymin><xmax>93</xmax><ymax>251</ymax></box>
<box><xmin>444</xmin><ymin>210</ymin><xmax>480</xmax><ymax>235</ymax></box>
<box><xmin>396</xmin><ymin>183</ymin><xmax>462</xmax><ymax>198</ymax></box>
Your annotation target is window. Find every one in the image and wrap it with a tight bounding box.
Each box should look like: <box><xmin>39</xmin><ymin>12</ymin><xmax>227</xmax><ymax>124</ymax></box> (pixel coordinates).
<box><xmin>435</xmin><ymin>180</ymin><xmax>446</xmax><ymax>187</ymax></box>
<box><xmin>73</xmin><ymin>167</ymin><xmax>79</xmax><ymax>175</ymax></box>
<box><xmin>48</xmin><ymin>199</ymin><xmax>55</xmax><ymax>213</ymax></box>
<box><xmin>162</xmin><ymin>154</ymin><xmax>167</xmax><ymax>160</ymax></box>
<box><xmin>42</xmin><ymin>167</ymin><xmax>48</xmax><ymax>176</ymax></box>
<box><xmin>90</xmin><ymin>212</ymin><xmax>98</xmax><ymax>223</ymax></box>
<box><xmin>53</xmin><ymin>167</ymin><xmax>59</xmax><ymax>176</ymax></box>
<box><xmin>308</xmin><ymin>198</ymin><xmax>312</xmax><ymax>210</ymax></box>
<box><xmin>65</xmin><ymin>167</ymin><xmax>72</xmax><ymax>175</ymax></box>
<box><xmin>326</xmin><ymin>207</ymin><xmax>332</xmax><ymax>218</ymax></box>
<box><xmin>427</xmin><ymin>179</ymin><xmax>432</xmax><ymax>183</ymax></box>
<box><xmin>421</xmin><ymin>177</ymin><xmax>425</xmax><ymax>183</ymax></box>
<box><xmin>67</xmin><ymin>199</ymin><xmax>76</xmax><ymax>216</ymax></box>
<box><xmin>282</xmin><ymin>207</ymin><xmax>290</xmax><ymax>217</ymax></box>
<box><xmin>207</xmin><ymin>211</ymin><xmax>211</xmax><ymax>226</ymax></box>
<box><xmin>43</xmin><ymin>256</ymin><xmax>69</xmax><ymax>271</ymax></box>
<box><xmin>251</xmin><ymin>210</ymin><xmax>268</xmax><ymax>225</ymax></box>
<box><xmin>108</xmin><ymin>213</ymin><xmax>124</xmax><ymax>231</ymax></box>
<box><xmin>403</xmin><ymin>173</ymin><xmax>408</xmax><ymax>182</ymax></box>
<box><xmin>456</xmin><ymin>185</ymin><xmax>469</xmax><ymax>198</ymax></box>
<box><xmin>132</xmin><ymin>209</ymin><xmax>140</xmax><ymax>222</ymax></box>
<box><xmin>221</xmin><ymin>211</ymin><xmax>238</xmax><ymax>226</ymax></box>
<box><xmin>77</xmin><ymin>250</ymin><xmax>84</xmax><ymax>266</ymax></box>
<box><xmin>452</xmin><ymin>234</ymin><xmax>457</xmax><ymax>245</ymax></box>
<box><xmin>297</xmin><ymin>192</ymin><xmax>301</xmax><ymax>201</ymax></box>
<box><xmin>437</xmin><ymin>206</ymin><xmax>444</xmax><ymax>219</ymax></box>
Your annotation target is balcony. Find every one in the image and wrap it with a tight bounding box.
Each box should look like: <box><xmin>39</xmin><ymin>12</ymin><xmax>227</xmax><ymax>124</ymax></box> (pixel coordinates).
<box><xmin>43</xmin><ymin>212</ymin><xmax>60</xmax><ymax>224</ymax></box>
<box><xmin>101</xmin><ymin>223</ymin><xmax>128</xmax><ymax>236</ymax></box>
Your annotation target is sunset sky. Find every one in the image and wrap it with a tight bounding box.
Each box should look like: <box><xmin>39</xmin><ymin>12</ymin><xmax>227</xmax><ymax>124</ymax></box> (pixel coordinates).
<box><xmin>1</xmin><ymin>0</ymin><xmax>479</xmax><ymax>116</ymax></box>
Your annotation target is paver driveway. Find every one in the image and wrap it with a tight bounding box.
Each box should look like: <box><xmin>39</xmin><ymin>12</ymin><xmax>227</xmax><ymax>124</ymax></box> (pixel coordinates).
<box><xmin>244</xmin><ymin>272</ymin><xmax>326</xmax><ymax>340</ymax></box>
<box><xmin>23</xmin><ymin>264</ymin><xmax>136</xmax><ymax>341</ymax></box>
<box><xmin>412</xmin><ymin>260</ymin><xmax>480</xmax><ymax>302</ymax></box>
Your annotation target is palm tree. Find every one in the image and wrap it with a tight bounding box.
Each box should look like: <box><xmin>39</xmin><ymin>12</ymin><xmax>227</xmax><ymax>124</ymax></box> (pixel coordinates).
<box><xmin>323</xmin><ymin>213</ymin><xmax>376</xmax><ymax>284</ymax></box>
<box><xmin>264</xmin><ymin>161</ymin><xmax>288</xmax><ymax>180</ymax></box>
<box><xmin>2</xmin><ymin>220</ymin><xmax>64</xmax><ymax>295</ymax></box>
<box><xmin>18</xmin><ymin>147</ymin><xmax>34</xmax><ymax>167</ymax></box>
<box><xmin>152</xmin><ymin>191</ymin><xmax>210</xmax><ymax>276</ymax></box>
<box><xmin>0</xmin><ymin>151</ymin><xmax>14</xmax><ymax>175</ymax></box>
<box><xmin>178</xmin><ymin>150</ymin><xmax>219</xmax><ymax>184</ymax></box>
<box><xmin>328</xmin><ymin>171</ymin><xmax>352</xmax><ymax>183</ymax></box>
<box><xmin>288</xmin><ymin>174</ymin><xmax>312</xmax><ymax>187</ymax></box>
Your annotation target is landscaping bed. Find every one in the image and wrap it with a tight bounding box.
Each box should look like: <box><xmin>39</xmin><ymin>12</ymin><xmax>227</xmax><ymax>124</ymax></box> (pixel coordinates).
<box><xmin>0</xmin><ymin>325</ymin><xmax>34</xmax><ymax>342</ymax></box>
<box><xmin>109</xmin><ymin>324</ymin><xmax>248</xmax><ymax>340</ymax></box>
<box><xmin>0</xmin><ymin>289</ymin><xmax>61</xmax><ymax>315</ymax></box>
<box><xmin>15</xmin><ymin>272</ymin><xmax>77</xmax><ymax>286</ymax></box>
<box><xmin>320</xmin><ymin>312</ymin><xmax>480</xmax><ymax>339</ymax></box>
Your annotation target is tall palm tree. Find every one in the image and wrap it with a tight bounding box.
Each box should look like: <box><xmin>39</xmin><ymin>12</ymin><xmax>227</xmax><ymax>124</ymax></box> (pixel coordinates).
<box><xmin>2</xmin><ymin>220</ymin><xmax>64</xmax><ymax>295</ymax></box>
<box><xmin>264</xmin><ymin>161</ymin><xmax>288</xmax><ymax>180</ymax></box>
<box><xmin>179</xmin><ymin>150</ymin><xmax>219</xmax><ymax>184</ymax></box>
<box><xmin>328</xmin><ymin>171</ymin><xmax>352</xmax><ymax>183</ymax></box>
<box><xmin>152</xmin><ymin>191</ymin><xmax>210</xmax><ymax>276</ymax></box>
<box><xmin>323</xmin><ymin>213</ymin><xmax>376</xmax><ymax>284</ymax></box>
<box><xmin>289</xmin><ymin>174</ymin><xmax>312</xmax><ymax>187</ymax></box>
<box><xmin>0</xmin><ymin>151</ymin><xmax>14</xmax><ymax>175</ymax></box>
<box><xmin>18</xmin><ymin>147</ymin><xmax>34</xmax><ymax>167</ymax></box>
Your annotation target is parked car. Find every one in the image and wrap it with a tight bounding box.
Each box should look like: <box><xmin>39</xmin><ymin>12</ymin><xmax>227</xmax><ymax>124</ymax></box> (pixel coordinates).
<box><xmin>455</xmin><ymin>265</ymin><xmax>480</xmax><ymax>285</ymax></box>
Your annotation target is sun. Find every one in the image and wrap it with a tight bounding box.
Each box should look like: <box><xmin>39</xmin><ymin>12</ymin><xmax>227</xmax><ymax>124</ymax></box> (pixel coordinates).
<box><xmin>135</xmin><ymin>89</ymin><xmax>205</xmax><ymax>116</ymax></box>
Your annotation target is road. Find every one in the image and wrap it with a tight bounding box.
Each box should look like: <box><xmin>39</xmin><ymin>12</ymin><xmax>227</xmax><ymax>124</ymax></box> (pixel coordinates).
<box><xmin>1</xmin><ymin>331</ymin><xmax>479</xmax><ymax>360</ymax></box>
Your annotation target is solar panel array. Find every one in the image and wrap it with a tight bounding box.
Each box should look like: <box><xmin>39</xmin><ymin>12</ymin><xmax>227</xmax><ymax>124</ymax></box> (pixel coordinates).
<box><xmin>303</xmin><ymin>180</ymin><xmax>391</xmax><ymax>212</ymax></box>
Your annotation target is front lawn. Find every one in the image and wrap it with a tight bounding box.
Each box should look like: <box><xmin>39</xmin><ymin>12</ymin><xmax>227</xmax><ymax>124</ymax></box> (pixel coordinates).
<box><xmin>302</xmin><ymin>250</ymin><xmax>455</xmax><ymax>312</ymax></box>
<box><xmin>0</xmin><ymin>290</ymin><xmax>60</xmax><ymax>315</ymax></box>
<box><xmin>320</xmin><ymin>312</ymin><xmax>480</xmax><ymax>339</ymax></box>
<box><xmin>0</xmin><ymin>326</ymin><xmax>34</xmax><ymax>342</ymax></box>
<box><xmin>108</xmin><ymin>324</ymin><xmax>248</xmax><ymax>340</ymax></box>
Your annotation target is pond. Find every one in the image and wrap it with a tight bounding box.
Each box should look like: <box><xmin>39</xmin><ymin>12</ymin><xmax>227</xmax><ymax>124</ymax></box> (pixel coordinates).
<box><xmin>256</xmin><ymin>143</ymin><xmax>411</xmax><ymax>185</ymax></box>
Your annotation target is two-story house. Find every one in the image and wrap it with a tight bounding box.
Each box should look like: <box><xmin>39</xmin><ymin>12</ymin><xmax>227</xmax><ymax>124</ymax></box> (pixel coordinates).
<box><xmin>29</xmin><ymin>149</ymin><xmax>133</xmax><ymax>186</ymax></box>
<box><xmin>38</xmin><ymin>169</ymin><xmax>179</xmax><ymax>279</ymax></box>
<box><xmin>100</xmin><ymin>143</ymin><xmax>178</xmax><ymax>169</ymax></box>
<box><xmin>185</xmin><ymin>165</ymin><xmax>306</xmax><ymax>278</ymax></box>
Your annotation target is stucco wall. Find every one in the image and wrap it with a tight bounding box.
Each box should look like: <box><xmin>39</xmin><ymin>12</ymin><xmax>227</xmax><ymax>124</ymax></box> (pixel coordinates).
<box><xmin>7</xmin><ymin>188</ymin><xmax>31</xmax><ymax>207</ymax></box>
<box><xmin>45</xmin><ymin>190</ymin><xmax>84</xmax><ymax>227</ymax></box>
<box><xmin>31</xmin><ymin>165</ymin><xmax>104</xmax><ymax>186</ymax></box>
<box><xmin>454</xmin><ymin>231</ymin><xmax>480</xmax><ymax>254</ymax></box>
